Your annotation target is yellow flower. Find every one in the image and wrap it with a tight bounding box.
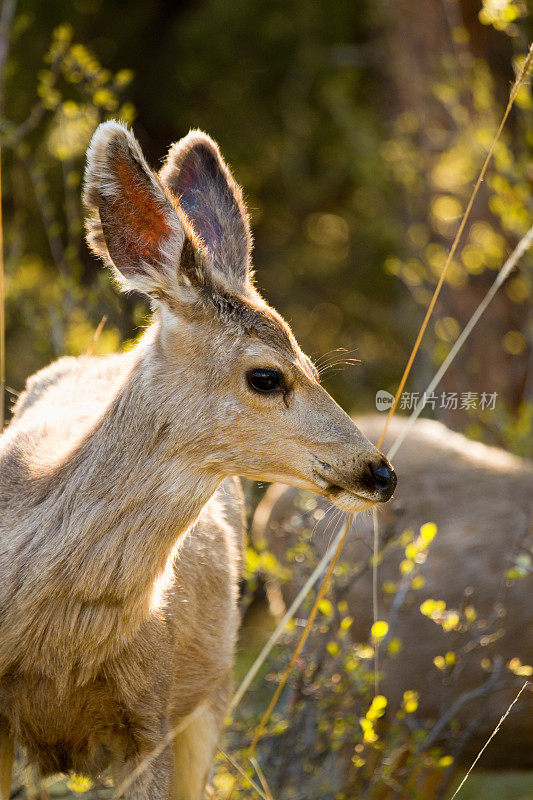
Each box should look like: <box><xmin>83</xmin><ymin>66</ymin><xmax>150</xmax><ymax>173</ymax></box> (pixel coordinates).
<box><xmin>420</xmin><ymin>599</ymin><xmax>446</xmax><ymax>617</ymax></box>
<box><xmin>366</xmin><ymin>694</ymin><xmax>388</xmax><ymax>721</ymax></box>
<box><xmin>445</xmin><ymin>651</ymin><xmax>456</xmax><ymax>666</ymax></box>
<box><xmin>420</xmin><ymin>522</ymin><xmax>437</xmax><ymax>543</ymax></box>
<box><xmin>508</xmin><ymin>658</ymin><xmax>533</xmax><ymax>676</ymax></box>
<box><xmin>405</xmin><ymin>543</ymin><xmax>419</xmax><ymax>560</ymax></box>
<box><xmin>318</xmin><ymin>598</ymin><xmax>334</xmax><ymax>617</ymax></box>
<box><xmin>388</xmin><ymin>637</ymin><xmax>403</xmax><ymax>656</ymax></box>
<box><xmin>402</xmin><ymin>690</ymin><xmax>419</xmax><ymax>713</ymax></box>
<box><xmin>327</xmin><ymin>641</ymin><xmax>340</xmax><ymax>657</ymax></box>
<box><xmin>67</xmin><ymin>775</ymin><xmax>93</xmax><ymax>794</ymax></box>
<box><xmin>400</xmin><ymin>559</ymin><xmax>414</xmax><ymax>575</ymax></box>
<box><xmin>442</xmin><ymin>611</ymin><xmax>460</xmax><ymax>631</ymax></box>
<box><xmin>360</xmin><ymin>717</ymin><xmax>377</xmax><ymax>743</ymax></box>
<box><xmin>438</xmin><ymin>755</ymin><xmax>454</xmax><ymax>768</ymax></box>
<box><xmin>371</xmin><ymin>620</ymin><xmax>389</xmax><ymax>641</ymax></box>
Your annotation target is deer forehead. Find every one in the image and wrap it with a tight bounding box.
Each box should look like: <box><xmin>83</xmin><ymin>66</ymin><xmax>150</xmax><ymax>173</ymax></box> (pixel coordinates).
<box><xmin>165</xmin><ymin>284</ymin><xmax>316</xmax><ymax>379</ymax></box>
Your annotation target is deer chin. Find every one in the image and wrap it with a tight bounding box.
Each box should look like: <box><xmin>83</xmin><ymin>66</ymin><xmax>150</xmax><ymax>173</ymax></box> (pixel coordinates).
<box><xmin>325</xmin><ymin>487</ymin><xmax>377</xmax><ymax>513</ymax></box>
<box><xmin>310</xmin><ymin>470</ymin><xmax>378</xmax><ymax>513</ymax></box>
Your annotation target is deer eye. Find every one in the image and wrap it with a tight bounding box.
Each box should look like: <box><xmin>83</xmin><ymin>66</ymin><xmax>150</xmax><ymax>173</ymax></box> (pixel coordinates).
<box><xmin>246</xmin><ymin>368</ymin><xmax>285</xmax><ymax>394</ymax></box>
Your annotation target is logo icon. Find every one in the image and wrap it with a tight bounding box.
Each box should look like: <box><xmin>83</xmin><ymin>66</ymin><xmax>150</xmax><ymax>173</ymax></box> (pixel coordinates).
<box><xmin>375</xmin><ymin>390</ymin><xmax>394</xmax><ymax>412</ymax></box>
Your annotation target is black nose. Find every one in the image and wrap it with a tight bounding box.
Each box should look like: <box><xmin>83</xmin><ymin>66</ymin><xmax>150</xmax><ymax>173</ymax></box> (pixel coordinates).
<box><xmin>368</xmin><ymin>458</ymin><xmax>397</xmax><ymax>501</ymax></box>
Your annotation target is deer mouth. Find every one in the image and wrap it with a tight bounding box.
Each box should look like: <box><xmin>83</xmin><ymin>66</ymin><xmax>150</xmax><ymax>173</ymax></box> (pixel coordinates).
<box><xmin>326</xmin><ymin>483</ymin><xmax>378</xmax><ymax>513</ymax></box>
<box><xmin>311</xmin><ymin>470</ymin><xmax>378</xmax><ymax>513</ymax></box>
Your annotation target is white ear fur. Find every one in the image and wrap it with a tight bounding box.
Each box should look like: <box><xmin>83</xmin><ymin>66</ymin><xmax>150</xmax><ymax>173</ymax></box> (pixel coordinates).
<box><xmin>83</xmin><ymin>120</ymin><xmax>185</xmax><ymax>299</ymax></box>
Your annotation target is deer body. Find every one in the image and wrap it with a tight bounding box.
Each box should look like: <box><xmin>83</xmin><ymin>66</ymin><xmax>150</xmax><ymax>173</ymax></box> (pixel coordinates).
<box><xmin>0</xmin><ymin>123</ymin><xmax>395</xmax><ymax>798</ymax></box>
<box><xmin>0</xmin><ymin>343</ymin><xmax>244</xmax><ymax>797</ymax></box>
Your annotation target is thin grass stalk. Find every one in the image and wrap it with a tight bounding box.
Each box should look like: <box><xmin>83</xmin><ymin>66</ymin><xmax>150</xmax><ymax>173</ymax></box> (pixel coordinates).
<box><xmin>386</xmin><ymin>223</ymin><xmax>533</xmax><ymax>462</ymax></box>
<box><xmin>0</xmin><ymin>140</ymin><xmax>4</xmax><ymax>431</ymax></box>
<box><xmin>449</xmin><ymin>682</ymin><xmax>530</xmax><ymax>800</ymax></box>
<box><xmin>249</xmin><ymin>756</ymin><xmax>275</xmax><ymax>800</ymax></box>
<box><xmin>376</xmin><ymin>42</ymin><xmax>533</xmax><ymax>452</ymax></box>
<box><xmin>372</xmin><ymin>506</ymin><xmax>380</xmax><ymax>695</ymax></box>
<box><xmin>219</xmin><ymin>749</ymin><xmax>272</xmax><ymax>800</ymax></box>
<box><xmin>86</xmin><ymin>314</ymin><xmax>108</xmax><ymax>356</ymax></box>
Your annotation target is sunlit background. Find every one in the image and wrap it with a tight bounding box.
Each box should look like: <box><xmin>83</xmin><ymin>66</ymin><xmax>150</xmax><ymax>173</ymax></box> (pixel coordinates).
<box><xmin>1</xmin><ymin>2</ymin><xmax>533</xmax><ymax>799</ymax></box>
<box><xmin>1</xmin><ymin>0</ymin><xmax>531</xmax><ymax>455</ymax></box>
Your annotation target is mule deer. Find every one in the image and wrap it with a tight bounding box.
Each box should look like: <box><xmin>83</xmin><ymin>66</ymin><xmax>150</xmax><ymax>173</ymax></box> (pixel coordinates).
<box><xmin>0</xmin><ymin>122</ymin><xmax>396</xmax><ymax>799</ymax></box>
<box><xmin>252</xmin><ymin>414</ymin><xmax>533</xmax><ymax>769</ymax></box>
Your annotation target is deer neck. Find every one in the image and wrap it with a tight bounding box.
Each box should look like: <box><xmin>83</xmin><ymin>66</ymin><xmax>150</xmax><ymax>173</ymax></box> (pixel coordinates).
<box><xmin>67</xmin><ymin>340</ymin><xmax>222</xmax><ymax>595</ymax></box>
<box><xmin>5</xmin><ymin>328</ymin><xmax>223</xmax><ymax>679</ymax></box>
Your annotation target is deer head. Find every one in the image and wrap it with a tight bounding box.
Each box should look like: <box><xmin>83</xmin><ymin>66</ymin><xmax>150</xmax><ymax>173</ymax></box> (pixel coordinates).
<box><xmin>83</xmin><ymin>121</ymin><xmax>396</xmax><ymax>513</ymax></box>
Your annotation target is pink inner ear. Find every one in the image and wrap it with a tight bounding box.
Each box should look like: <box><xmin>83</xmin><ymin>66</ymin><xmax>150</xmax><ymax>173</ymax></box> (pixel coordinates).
<box><xmin>112</xmin><ymin>153</ymin><xmax>171</xmax><ymax>264</ymax></box>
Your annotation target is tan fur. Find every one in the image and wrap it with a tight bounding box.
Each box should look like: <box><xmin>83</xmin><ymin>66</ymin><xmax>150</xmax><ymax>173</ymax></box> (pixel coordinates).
<box><xmin>170</xmin><ymin>701</ymin><xmax>227</xmax><ymax>800</ymax></box>
<box><xmin>253</xmin><ymin>414</ymin><xmax>533</xmax><ymax>768</ymax></box>
<box><xmin>0</xmin><ymin>124</ymin><xmax>394</xmax><ymax>798</ymax></box>
<box><xmin>0</xmin><ymin>721</ymin><xmax>13</xmax><ymax>800</ymax></box>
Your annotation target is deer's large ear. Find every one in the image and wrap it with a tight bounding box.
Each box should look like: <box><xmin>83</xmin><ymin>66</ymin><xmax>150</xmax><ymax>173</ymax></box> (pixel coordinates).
<box><xmin>159</xmin><ymin>131</ymin><xmax>252</xmax><ymax>295</ymax></box>
<box><xmin>83</xmin><ymin>121</ymin><xmax>185</xmax><ymax>298</ymax></box>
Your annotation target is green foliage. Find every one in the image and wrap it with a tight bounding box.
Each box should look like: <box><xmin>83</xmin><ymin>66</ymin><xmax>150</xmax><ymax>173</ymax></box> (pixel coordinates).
<box><xmin>381</xmin><ymin>40</ymin><xmax>532</xmax><ymax>453</ymax></box>
<box><xmin>2</xmin><ymin>19</ymin><xmax>140</xmax><ymax>392</ymax></box>
<box><xmin>384</xmin><ymin>56</ymin><xmax>531</xmax><ymax>294</ymax></box>
<box><xmin>2</xmin><ymin>2</ymin><xmax>531</xmax><ymax>456</ymax></box>
<box><xmin>479</xmin><ymin>0</ymin><xmax>528</xmax><ymax>32</ymax></box>
<box><xmin>2</xmin><ymin>0</ymin><xmax>408</xmax><ymax>414</ymax></box>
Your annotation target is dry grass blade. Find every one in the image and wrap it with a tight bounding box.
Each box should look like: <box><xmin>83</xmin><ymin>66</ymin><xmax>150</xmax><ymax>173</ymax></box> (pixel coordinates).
<box><xmin>219</xmin><ymin>748</ymin><xmax>272</xmax><ymax>800</ymax></box>
<box><xmin>0</xmin><ymin>141</ymin><xmax>4</xmax><ymax>432</ymax></box>
<box><xmin>449</xmin><ymin>682</ymin><xmax>531</xmax><ymax>799</ymax></box>
<box><xmin>86</xmin><ymin>314</ymin><xmax>108</xmax><ymax>356</ymax></box>
<box><xmin>249</xmin><ymin>756</ymin><xmax>275</xmax><ymax>800</ymax></box>
<box><xmin>377</xmin><ymin>41</ymin><xmax>533</xmax><ymax>451</ymax></box>
<box><xmin>386</xmin><ymin>222</ymin><xmax>533</xmax><ymax>461</ymax></box>
<box><xmin>372</xmin><ymin>506</ymin><xmax>380</xmax><ymax>695</ymax></box>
